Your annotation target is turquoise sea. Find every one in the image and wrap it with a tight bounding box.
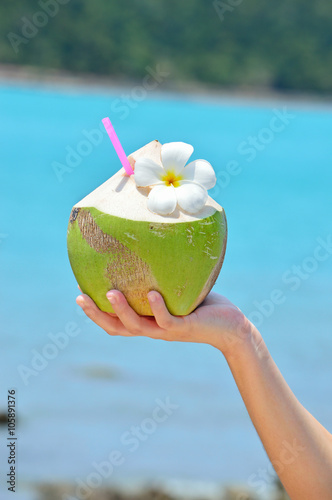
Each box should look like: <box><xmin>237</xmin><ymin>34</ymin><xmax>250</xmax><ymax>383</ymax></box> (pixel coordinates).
<box><xmin>1</xmin><ymin>83</ymin><xmax>332</xmax><ymax>499</ymax></box>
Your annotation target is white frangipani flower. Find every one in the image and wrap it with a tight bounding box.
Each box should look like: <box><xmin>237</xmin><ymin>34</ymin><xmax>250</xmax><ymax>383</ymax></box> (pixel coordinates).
<box><xmin>134</xmin><ymin>142</ymin><xmax>216</xmax><ymax>215</ymax></box>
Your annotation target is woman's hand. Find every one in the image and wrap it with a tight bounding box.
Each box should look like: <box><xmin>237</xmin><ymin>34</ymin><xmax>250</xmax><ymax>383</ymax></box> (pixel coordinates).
<box><xmin>76</xmin><ymin>290</ymin><xmax>255</xmax><ymax>356</ymax></box>
<box><xmin>77</xmin><ymin>289</ymin><xmax>332</xmax><ymax>500</ymax></box>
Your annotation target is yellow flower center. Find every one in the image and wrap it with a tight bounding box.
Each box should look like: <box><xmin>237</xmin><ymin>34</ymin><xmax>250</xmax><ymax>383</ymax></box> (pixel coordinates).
<box><xmin>161</xmin><ymin>169</ymin><xmax>183</xmax><ymax>187</ymax></box>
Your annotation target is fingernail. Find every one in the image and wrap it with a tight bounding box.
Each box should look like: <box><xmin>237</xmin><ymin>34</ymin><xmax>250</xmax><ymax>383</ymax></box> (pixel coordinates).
<box><xmin>148</xmin><ymin>292</ymin><xmax>156</xmax><ymax>303</ymax></box>
<box><xmin>76</xmin><ymin>295</ymin><xmax>84</xmax><ymax>306</ymax></box>
<box><xmin>107</xmin><ymin>292</ymin><xmax>118</xmax><ymax>304</ymax></box>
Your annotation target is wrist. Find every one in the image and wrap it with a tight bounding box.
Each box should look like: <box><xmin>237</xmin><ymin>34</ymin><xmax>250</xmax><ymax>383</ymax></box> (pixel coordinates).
<box><xmin>213</xmin><ymin>316</ymin><xmax>265</xmax><ymax>364</ymax></box>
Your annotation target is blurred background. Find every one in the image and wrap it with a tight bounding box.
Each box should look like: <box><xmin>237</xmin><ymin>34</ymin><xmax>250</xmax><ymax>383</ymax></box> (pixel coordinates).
<box><xmin>0</xmin><ymin>1</ymin><xmax>331</xmax><ymax>500</ymax></box>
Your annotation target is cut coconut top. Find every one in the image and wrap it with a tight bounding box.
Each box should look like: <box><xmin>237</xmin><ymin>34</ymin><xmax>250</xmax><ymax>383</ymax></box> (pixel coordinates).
<box><xmin>75</xmin><ymin>140</ymin><xmax>223</xmax><ymax>223</ymax></box>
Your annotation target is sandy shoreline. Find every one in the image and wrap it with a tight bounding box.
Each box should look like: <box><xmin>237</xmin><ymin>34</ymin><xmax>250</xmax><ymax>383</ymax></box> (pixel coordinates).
<box><xmin>34</xmin><ymin>480</ymin><xmax>288</xmax><ymax>500</ymax></box>
<box><xmin>1</xmin><ymin>62</ymin><xmax>331</xmax><ymax>107</ymax></box>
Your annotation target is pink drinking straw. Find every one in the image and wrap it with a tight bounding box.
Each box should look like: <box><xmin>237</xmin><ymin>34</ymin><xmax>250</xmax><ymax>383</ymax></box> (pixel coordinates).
<box><xmin>102</xmin><ymin>117</ymin><xmax>134</xmax><ymax>176</ymax></box>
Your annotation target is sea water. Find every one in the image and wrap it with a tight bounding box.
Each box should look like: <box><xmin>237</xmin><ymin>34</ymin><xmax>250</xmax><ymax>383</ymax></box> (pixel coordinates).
<box><xmin>1</xmin><ymin>83</ymin><xmax>332</xmax><ymax>498</ymax></box>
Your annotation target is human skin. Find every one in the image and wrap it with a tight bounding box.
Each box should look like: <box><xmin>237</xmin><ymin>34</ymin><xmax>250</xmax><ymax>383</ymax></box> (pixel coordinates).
<box><xmin>77</xmin><ymin>290</ymin><xmax>332</xmax><ymax>500</ymax></box>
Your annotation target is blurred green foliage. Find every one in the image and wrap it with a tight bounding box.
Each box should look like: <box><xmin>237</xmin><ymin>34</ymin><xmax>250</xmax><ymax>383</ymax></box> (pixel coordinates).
<box><xmin>0</xmin><ymin>0</ymin><xmax>331</xmax><ymax>93</ymax></box>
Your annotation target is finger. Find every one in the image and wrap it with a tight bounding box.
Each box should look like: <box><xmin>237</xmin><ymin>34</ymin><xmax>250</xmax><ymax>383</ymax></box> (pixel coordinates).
<box><xmin>76</xmin><ymin>294</ymin><xmax>131</xmax><ymax>336</ymax></box>
<box><xmin>147</xmin><ymin>291</ymin><xmax>187</xmax><ymax>330</ymax></box>
<box><xmin>78</xmin><ymin>284</ymin><xmax>82</xmax><ymax>292</ymax></box>
<box><xmin>106</xmin><ymin>290</ymin><xmax>157</xmax><ymax>336</ymax></box>
<box><xmin>106</xmin><ymin>311</ymin><xmax>119</xmax><ymax>318</ymax></box>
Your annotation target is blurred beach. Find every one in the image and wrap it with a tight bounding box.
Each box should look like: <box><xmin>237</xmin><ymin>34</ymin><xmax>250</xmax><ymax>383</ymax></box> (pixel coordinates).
<box><xmin>1</xmin><ymin>76</ymin><xmax>332</xmax><ymax>499</ymax></box>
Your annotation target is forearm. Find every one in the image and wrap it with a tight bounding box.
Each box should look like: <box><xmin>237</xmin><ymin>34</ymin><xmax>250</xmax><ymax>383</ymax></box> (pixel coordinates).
<box><xmin>218</xmin><ymin>327</ymin><xmax>332</xmax><ymax>500</ymax></box>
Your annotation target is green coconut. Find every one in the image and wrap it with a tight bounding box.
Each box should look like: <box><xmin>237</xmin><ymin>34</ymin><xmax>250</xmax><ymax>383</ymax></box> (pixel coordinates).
<box><xmin>67</xmin><ymin>140</ymin><xmax>227</xmax><ymax>316</ymax></box>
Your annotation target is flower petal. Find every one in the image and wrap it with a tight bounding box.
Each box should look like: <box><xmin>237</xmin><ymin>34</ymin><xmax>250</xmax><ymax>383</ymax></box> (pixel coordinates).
<box><xmin>147</xmin><ymin>184</ymin><xmax>177</xmax><ymax>215</ymax></box>
<box><xmin>181</xmin><ymin>159</ymin><xmax>216</xmax><ymax>190</ymax></box>
<box><xmin>134</xmin><ymin>158</ymin><xmax>164</xmax><ymax>187</ymax></box>
<box><xmin>176</xmin><ymin>181</ymin><xmax>208</xmax><ymax>214</ymax></box>
<box><xmin>161</xmin><ymin>142</ymin><xmax>194</xmax><ymax>174</ymax></box>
